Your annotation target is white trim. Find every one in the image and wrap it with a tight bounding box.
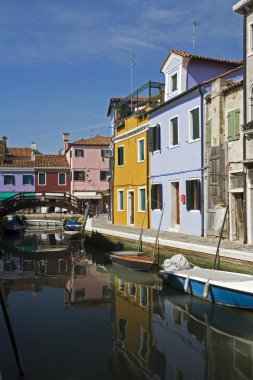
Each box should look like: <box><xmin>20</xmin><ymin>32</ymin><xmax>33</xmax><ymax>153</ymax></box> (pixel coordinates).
<box><xmin>137</xmin><ymin>137</ymin><xmax>145</xmax><ymax>162</ymax></box>
<box><xmin>113</xmin><ymin>123</ymin><xmax>149</xmax><ymax>143</ymax></box>
<box><xmin>138</xmin><ymin>186</ymin><xmax>146</xmax><ymax>212</ymax></box>
<box><xmin>38</xmin><ymin>172</ymin><xmax>46</xmax><ymax>186</ymax></box>
<box><xmin>248</xmin><ymin>21</ymin><xmax>253</xmax><ymax>56</ymax></box>
<box><xmin>117</xmin><ymin>189</ymin><xmax>124</xmax><ymax>211</ymax></box>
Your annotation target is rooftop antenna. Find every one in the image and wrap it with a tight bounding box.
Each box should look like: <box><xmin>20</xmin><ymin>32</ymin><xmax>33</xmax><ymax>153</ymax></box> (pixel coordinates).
<box><xmin>192</xmin><ymin>20</ymin><xmax>198</xmax><ymax>54</ymax></box>
<box><xmin>130</xmin><ymin>51</ymin><xmax>135</xmax><ymax>109</ymax></box>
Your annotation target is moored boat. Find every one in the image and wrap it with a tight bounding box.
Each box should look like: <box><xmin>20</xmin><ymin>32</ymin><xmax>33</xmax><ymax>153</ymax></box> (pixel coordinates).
<box><xmin>63</xmin><ymin>220</ymin><xmax>84</xmax><ymax>240</ymax></box>
<box><xmin>110</xmin><ymin>253</ymin><xmax>155</xmax><ymax>271</ymax></box>
<box><xmin>158</xmin><ymin>254</ymin><xmax>253</xmax><ymax>309</ymax></box>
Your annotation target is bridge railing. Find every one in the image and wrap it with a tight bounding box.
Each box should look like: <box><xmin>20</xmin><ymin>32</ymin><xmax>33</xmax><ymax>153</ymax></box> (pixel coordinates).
<box><xmin>0</xmin><ymin>192</ymin><xmax>84</xmax><ymax>217</ymax></box>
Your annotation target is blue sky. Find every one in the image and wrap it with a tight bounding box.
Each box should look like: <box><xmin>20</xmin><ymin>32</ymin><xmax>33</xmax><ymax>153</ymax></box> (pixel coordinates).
<box><xmin>0</xmin><ymin>0</ymin><xmax>243</xmax><ymax>153</ymax></box>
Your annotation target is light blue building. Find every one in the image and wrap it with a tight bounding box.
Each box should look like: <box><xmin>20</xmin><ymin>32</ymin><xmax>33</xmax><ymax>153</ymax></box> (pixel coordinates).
<box><xmin>149</xmin><ymin>50</ymin><xmax>243</xmax><ymax>236</ymax></box>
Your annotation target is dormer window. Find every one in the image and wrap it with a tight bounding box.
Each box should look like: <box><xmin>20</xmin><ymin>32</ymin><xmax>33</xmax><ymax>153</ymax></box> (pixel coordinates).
<box><xmin>171</xmin><ymin>73</ymin><xmax>178</xmax><ymax>92</ymax></box>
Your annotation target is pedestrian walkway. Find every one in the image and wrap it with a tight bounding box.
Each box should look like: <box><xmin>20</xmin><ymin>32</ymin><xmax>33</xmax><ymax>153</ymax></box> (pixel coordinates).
<box><xmin>86</xmin><ymin>214</ymin><xmax>253</xmax><ymax>264</ymax></box>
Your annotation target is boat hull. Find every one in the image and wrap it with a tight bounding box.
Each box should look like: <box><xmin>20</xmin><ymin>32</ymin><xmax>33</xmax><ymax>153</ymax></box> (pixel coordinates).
<box><xmin>110</xmin><ymin>254</ymin><xmax>154</xmax><ymax>271</ymax></box>
<box><xmin>159</xmin><ymin>270</ymin><xmax>253</xmax><ymax>309</ymax></box>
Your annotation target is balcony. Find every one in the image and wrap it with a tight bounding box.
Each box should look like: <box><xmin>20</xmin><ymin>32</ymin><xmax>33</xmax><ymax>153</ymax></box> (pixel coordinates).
<box><xmin>242</xmin><ymin>120</ymin><xmax>253</xmax><ymax>136</ymax></box>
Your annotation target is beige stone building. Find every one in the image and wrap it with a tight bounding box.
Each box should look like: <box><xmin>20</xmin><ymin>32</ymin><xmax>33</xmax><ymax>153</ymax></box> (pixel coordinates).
<box><xmin>234</xmin><ymin>0</ymin><xmax>253</xmax><ymax>243</ymax></box>
<box><xmin>205</xmin><ymin>77</ymin><xmax>244</xmax><ymax>241</ymax></box>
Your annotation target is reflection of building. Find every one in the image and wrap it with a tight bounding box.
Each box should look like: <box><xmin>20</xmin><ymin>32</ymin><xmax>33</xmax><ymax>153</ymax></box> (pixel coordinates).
<box><xmin>153</xmin><ymin>289</ymin><xmax>253</xmax><ymax>380</ymax></box>
<box><xmin>64</xmin><ymin>257</ymin><xmax>112</xmax><ymax>306</ymax></box>
<box><xmin>111</xmin><ymin>273</ymin><xmax>158</xmax><ymax>379</ymax></box>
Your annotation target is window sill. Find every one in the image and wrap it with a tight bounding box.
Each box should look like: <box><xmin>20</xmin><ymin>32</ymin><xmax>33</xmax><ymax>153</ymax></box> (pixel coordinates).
<box><xmin>188</xmin><ymin>138</ymin><xmax>201</xmax><ymax>144</ymax></box>
<box><xmin>168</xmin><ymin>144</ymin><xmax>180</xmax><ymax>149</ymax></box>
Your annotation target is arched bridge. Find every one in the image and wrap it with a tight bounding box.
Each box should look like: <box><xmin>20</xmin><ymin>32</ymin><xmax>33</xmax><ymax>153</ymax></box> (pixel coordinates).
<box><xmin>0</xmin><ymin>192</ymin><xmax>85</xmax><ymax>217</ymax></box>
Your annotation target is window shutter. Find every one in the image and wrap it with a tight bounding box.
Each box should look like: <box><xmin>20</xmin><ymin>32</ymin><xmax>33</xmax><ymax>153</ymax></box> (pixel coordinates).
<box><xmin>234</xmin><ymin>109</ymin><xmax>240</xmax><ymax>140</ymax></box>
<box><xmin>186</xmin><ymin>181</ymin><xmax>193</xmax><ymax>211</ymax></box>
<box><xmin>151</xmin><ymin>185</ymin><xmax>155</xmax><ymax>210</ymax></box>
<box><xmin>206</xmin><ymin>119</ymin><xmax>211</xmax><ymax>148</ymax></box>
<box><xmin>148</xmin><ymin>128</ymin><xmax>154</xmax><ymax>152</ymax></box>
<box><xmin>227</xmin><ymin>112</ymin><xmax>232</xmax><ymax>141</ymax></box>
<box><xmin>157</xmin><ymin>124</ymin><xmax>161</xmax><ymax>150</ymax></box>
<box><xmin>158</xmin><ymin>184</ymin><xmax>163</xmax><ymax>210</ymax></box>
<box><xmin>192</xmin><ymin>108</ymin><xmax>200</xmax><ymax>140</ymax></box>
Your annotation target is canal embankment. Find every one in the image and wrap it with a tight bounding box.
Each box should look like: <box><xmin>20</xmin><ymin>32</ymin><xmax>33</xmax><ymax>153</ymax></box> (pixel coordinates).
<box><xmin>85</xmin><ymin>214</ymin><xmax>253</xmax><ymax>274</ymax></box>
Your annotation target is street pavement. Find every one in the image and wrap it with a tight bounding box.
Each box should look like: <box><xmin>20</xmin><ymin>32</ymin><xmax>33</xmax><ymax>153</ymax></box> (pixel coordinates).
<box><xmin>86</xmin><ymin>214</ymin><xmax>253</xmax><ymax>264</ymax></box>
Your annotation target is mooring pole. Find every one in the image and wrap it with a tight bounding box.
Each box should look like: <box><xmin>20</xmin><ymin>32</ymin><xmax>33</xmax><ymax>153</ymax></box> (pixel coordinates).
<box><xmin>0</xmin><ymin>284</ymin><xmax>24</xmax><ymax>377</ymax></box>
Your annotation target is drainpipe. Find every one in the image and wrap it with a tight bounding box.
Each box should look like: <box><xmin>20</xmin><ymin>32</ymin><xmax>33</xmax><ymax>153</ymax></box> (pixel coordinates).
<box><xmin>243</xmin><ymin>13</ymin><xmax>247</xmax><ymax>244</ymax></box>
<box><xmin>199</xmin><ymin>86</ymin><xmax>205</xmax><ymax>237</ymax></box>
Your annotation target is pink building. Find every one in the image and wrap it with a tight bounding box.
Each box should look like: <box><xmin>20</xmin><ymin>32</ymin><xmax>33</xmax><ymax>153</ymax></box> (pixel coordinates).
<box><xmin>64</xmin><ymin>133</ymin><xmax>111</xmax><ymax>212</ymax></box>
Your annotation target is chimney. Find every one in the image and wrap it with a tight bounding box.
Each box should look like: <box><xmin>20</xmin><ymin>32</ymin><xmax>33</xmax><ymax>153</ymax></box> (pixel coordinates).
<box><xmin>31</xmin><ymin>140</ymin><xmax>37</xmax><ymax>161</ymax></box>
<box><xmin>63</xmin><ymin>132</ymin><xmax>70</xmax><ymax>153</ymax></box>
<box><xmin>2</xmin><ymin>136</ymin><xmax>7</xmax><ymax>160</ymax></box>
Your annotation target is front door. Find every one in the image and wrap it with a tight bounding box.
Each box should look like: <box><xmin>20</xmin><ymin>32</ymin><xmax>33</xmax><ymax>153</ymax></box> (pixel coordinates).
<box><xmin>170</xmin><ymin>181</ymin><xmax>180</xmax><ymax>229</ymax></box>
<box><xmin>128</xmin><ymin>191</ymin><xmax>135</xmax><ymax>225</ymax></box>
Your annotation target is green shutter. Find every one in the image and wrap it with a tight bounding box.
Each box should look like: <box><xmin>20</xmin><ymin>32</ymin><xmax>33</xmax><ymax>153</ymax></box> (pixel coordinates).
<box><xmin>192</xmin><ymin>108</ymin><xmax>200</xmax><ymax>140</ymax></box>
<box><xmin>118</xmin><ymin>146</ymin><xmax>124</xmax><ymax>166</ymax></box>
<box><xmin>172</xmin><ymin>118</ymin><xmax>178</xmax><ymax>145</ymax></box>
<box><xmin>157</xmin><ymin>124</ymin><xmax>161</xmax><ymax>150</ymax></box>
<box><xmin>148</xmin><ymin>128</ymin><xmax>154</xmax><ymax>152</ymax></box>
<box><xmin>227</xmin><ymin>112</ymin><xmax>232</xmax><ymax>141</ymax></box>
<box><xmin>206</xmin><ymin>119</ymin><xmax>211</xmax><ymax>148</ymax></box>
<box><xmin>151</xmin><ymin>185</ymin><xmax>155</xmax><ymax>209</ymax></box>
<box><xmin>186</xmin><ymin>181</ymin><xmax>193</xmax><ymax>211</ymax></box>
<box><xmin>234</xmin><ymin>109</ymin><xmax>240</xmax><ymax>140</ymax></box>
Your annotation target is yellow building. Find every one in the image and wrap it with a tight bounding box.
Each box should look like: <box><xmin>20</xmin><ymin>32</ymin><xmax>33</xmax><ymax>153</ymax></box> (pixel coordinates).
<box><xmin>109</xmin><ymin>81</ymin><xmax>164</xmax><ymax>228</ymax></box>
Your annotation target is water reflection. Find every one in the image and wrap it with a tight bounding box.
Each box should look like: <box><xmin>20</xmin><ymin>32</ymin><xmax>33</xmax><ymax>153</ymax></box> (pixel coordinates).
<box><xmin>0</xmin><ymin>231</ymin><xmax>253</xmax><ymax>379</ymax></box>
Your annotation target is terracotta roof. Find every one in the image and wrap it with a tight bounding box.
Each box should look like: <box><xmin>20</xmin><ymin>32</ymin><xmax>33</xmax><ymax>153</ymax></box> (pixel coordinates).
<box><xmin>233</xmin><ymin>0</ymin><xmax>253</xmax><ymax>13</ymax></box>
<box><xmin>2</xmin><ymin>160</ymin><xmax>35</xmax><ymax>168</ymax></box>
<box><xmin>72</xmin><ymin>135</ymin><xmax>111</xmax><ymax>146</ymax></box>
<box><xmin>7</xmin><ymin>147</ymin><xmax>32</xmax><ymax>158</ymax></box>
<box><xmin>160</xmin><ymin>49</ymin><xmax>243</xmax><ymax>72</ymax></box>
<box><xmin>35</xmin><ymin>155</ymin><xmax>69</xmax><ymax>168</ymax></box>
<box><xmin>222</xmin><ymin>80</ymin><xmax>243</xmax><ymax>94</ymax></box>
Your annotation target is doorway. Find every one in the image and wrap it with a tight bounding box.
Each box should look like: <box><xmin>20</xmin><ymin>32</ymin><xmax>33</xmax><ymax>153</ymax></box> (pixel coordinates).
<box><xmin>170</xmin><ymin>181</ymin><xmax>180</xmax><ymax>230</ymax></box>
<box><xmin>127</xmin><ymin>191</ymin><xmax>135</xmax><ymax>225</ymax></box>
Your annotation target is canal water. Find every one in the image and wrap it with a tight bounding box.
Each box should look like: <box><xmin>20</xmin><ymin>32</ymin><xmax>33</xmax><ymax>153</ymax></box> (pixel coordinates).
<box><xmin>0</xmin><ymin>230</ymin><xmax>253</xmax><ymax>380</ymax></box>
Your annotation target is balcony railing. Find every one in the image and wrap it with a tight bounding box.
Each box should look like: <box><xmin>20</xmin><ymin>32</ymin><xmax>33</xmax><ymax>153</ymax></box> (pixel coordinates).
<box><xmin>242</xmin><ymin>120</ymin><xmax>253</xmax><ymax>135</ymax></box>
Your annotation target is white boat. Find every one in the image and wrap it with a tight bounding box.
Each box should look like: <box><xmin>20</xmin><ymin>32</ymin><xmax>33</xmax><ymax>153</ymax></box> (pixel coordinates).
<box><xmin>158</xmin><ymin>254</ymin><xmax>253</xmax><ymax>309</ymax></box>
<box><xmin>25</xmin><ymin>219</ymin><xmax>63</xmax><ymax>228</ymax></box>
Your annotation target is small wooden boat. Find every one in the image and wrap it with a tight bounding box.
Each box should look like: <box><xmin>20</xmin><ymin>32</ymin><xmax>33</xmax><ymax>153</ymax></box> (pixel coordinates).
<box><xmin>63</xmin><ymin>221</ymin><xmax>84</xmax><ymax>240</ymax></box>
<box><xmin>25</xmin><ymin>219</ymin><xmax>63</xmax><ymax>228</ymax></box>
<box><xmin>158</xmin><ymin>254</ymin><xmax>253</xmax><ymax>309</ymax></box>
<box><xmin>110</xmin><ymin>253</ymin><xmax>155</xmax><ymax>271</ymax></box>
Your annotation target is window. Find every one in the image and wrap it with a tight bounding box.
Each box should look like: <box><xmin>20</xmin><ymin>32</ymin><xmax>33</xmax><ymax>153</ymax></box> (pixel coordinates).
<box><xmin>100</xmin><ymin>171</ymin><xmax>108</xmax><ymax>181</ymax></box>
<box><xmin>186</xmin><ymin>179</ymin><xmax>201</xmax><ymax>211</ymax></box>
<box><xmin>118</xmin><ymin>146</ymin><xmax>124</xmax><ymax>166</ymax></box>
<box><xmin>148</xmin><ymin>124</ymin><xmax>161</xmax><ymax>152</ymax></box>
<box><xmin>101</xmin><ymin>149</ymin><xmax>109</xmax><ymax>159</ymax></box>
<box><xmin>151</xmin><ymin>184</ymin><xmax>163</xmax><ymax>210</ymax></box>
<box><xmin>227</xmin><ymin>109</ymin><xmax>240</xmax><ymax>142</ymax></box>
<box><xmin>170</xmin><ymin>117</ymin><xmax>179</xmax><ymax>146</ymax></box>
<box><xmin>75</xmin><ymin>149</ymin><xmax>84</xmax><ymax>157</ymax></box>
<box><xmin>23</xmin><ymin>175</ymin><xmax>34</xmax><ymax>186</ymax></box>
<box><xmin>117</xmin><ymin>190</ymin><xmax>124</xmax><ymax>211</ymax></box>
<box><xmin>138</xmin><ymin>138</ymin><xmax>145</xmax><ymax>162</ymax></box>
<box><xmin>38</xmin><ymin>173</ymin><xmax>46</xmax><ymax>186</ymax></box>
<box><xmin>139</xmin><ymin>327</ymin><xmax>149</xmax><ymax>360</ymax></box>
<box><xmin>171</xmin><ymin>73</ymin><xmax>178</xmax><ymax>92</ymax></box>
<box><xmin>206</xmin><ymin>119</ymin><xmax>212</xmax><ymax>148</ymax></box>
<box><xmin>58</xmin><ymin>173</ymin><xmax>66</xmax><ymax>185</ymax></box>
<box><xmin>189</xmin><ymin>107</ymin><xmax>200</xmax><ymax>141</ymax></box>
<box><xmin>4</xmin><ymin>175</ymin><xmax>15</xmax><ymax>185</ymax></box>
<box><xmin>74</xmin><ymin>171</ymin><xmax>85</xmax><ymax>181</ymax></box>
<box><xmin>138</xmin><ymin>187</ymin><xmax>146</xmax><ymax>212</ymax></box>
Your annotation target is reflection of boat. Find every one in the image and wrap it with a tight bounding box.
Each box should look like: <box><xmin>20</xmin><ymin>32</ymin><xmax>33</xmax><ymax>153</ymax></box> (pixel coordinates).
<box><xmin>2</xmin><ymin>218</ymin><xmax>24</xmax><ymax>234</ymax></box>
<box><xmin>25</xmin><ymin>219</ymin><xmax>63</xmax><ymax>228</ymax></box>
<box><xmin>109</xmin><ymin>263</ymin><xmax>160</xmax><ymax>286</ymax></box>
<box><xmin>159</xmin><ymin>254</ymin><xmax>253</xmax><ymax>309</ymax></box>
<box><xmin>110</xmin><ymin>253</ymin><xmax>155</xmax><ymax>271</ymax></box>
<box><xmin>63</xmin><ymin>221</ymin><xmax>84</xmax><ymax>240</ymax></box>
<box><xmin>16</xmin><ymin>245</ymin><xmax>69</xmax><ymax>254</ymax></box>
